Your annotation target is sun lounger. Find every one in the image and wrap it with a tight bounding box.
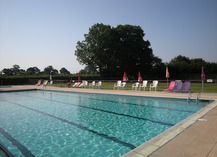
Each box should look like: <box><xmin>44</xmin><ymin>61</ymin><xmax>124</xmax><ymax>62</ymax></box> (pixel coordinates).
<box><xmin>114</xmin><ymin>80</ymin><xmax>122</xmax><ymax>90</ymax></box>
<box><xmin>82</xmin><ymin>80</ymin><xmax>88</xmax><ymax>88</ymax></box>
<box><xmin>77</xmin><ymin>82</ymin><xmax>83</xmax><ymax>87</ymax></box>
<box><xmin>89</xmin><ymin>81</ymin><xmax>96</xmax><ymax>89</ymax></box>
<box><xmin>121</xmin><ymin>82</ymin><xmax>126</xmax><ymax>90</ymax></box>
<box><xmin>42</xmin><ymin>80</ymin><xmax>48</xmax><ymax>89</ymax></box>
<box><xmin>36</xmin><ymin>79</ymin><xmax>43</xmax><ymax>86</ymax></box>
<box><xmin>182</xmin><ymin>81</ymin><xmax>191</xmax><ymax>93</ymax></box>
<box><xmin>95</xmin><ymin>81</ymin><xmax>102</xmax><ymax>89</ymax></box>
<box><xmin>139</xmin><ymin>80</ymin><xmax>148</xmax><ymax>91</ymax></box>
<box><xmin>72</xmin><ymin>82</ymin><xmax>81</xmax><ymax>87</ymax></box>
<box><xmin>173</xmin><ymin>81</ymin><xmax>183</xmax><ymax>92</ymax></box>
<box><xmin>132</xmin><ymin>82</ymin><xmax>140</xmax><ymax>90</ymax></box>
<box><xmin>164</xmin><ymin>81</ymin><xmax>176</xmax><ymax>91</ymax></box>
<box><xmin>150</xmin><ymin>80</ymin><xmax>158</xmax><ymax>91</ymax></box>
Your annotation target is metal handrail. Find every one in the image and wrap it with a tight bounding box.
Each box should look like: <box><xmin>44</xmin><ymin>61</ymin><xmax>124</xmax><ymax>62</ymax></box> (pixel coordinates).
<box><xmin>0</xmin><ymin>144</ymin><xmax>13</xmax><ymax>157</ymax></box>
<box><xmin>187</xmin><ymin>92</ymin><xmax>200</xmax><ymax>103</ymax></box>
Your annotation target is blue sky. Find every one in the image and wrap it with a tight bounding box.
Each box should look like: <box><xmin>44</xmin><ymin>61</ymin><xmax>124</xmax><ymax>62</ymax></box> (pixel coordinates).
<box><xmin>0</xmin><ymin>0</ymin><xmax>217</xmax><ymax>73</ymax></box>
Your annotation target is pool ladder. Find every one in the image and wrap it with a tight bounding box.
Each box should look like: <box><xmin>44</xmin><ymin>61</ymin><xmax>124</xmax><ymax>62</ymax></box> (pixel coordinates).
<box><xmin>0</xmin><ymin>144</ymin><xmax>13</xmax><ymax>157</ymax></box>
<box><xmin>187</xmin><ymin>92</ymin><xmax>201</xmax><ymax>103</ymax></box>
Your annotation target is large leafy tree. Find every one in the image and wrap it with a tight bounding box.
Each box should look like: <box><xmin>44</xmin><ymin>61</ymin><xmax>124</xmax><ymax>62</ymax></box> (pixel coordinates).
<box><xmin>75</xmin><ymin>23</ymin><xmax>162</xmax><ymax>78</ymax></box>
<box><xmin>75</xmin><ymin>23</ymin><xmax>113</xmax><ymax>77</ymax></box>
<box><xmin>60</xmin><ymin>67</ymin><xmax>70</xmax><ymax>74</ymax></box>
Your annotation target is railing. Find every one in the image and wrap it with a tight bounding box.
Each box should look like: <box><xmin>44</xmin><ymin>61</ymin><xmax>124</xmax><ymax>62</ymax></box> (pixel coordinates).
<box><xmin>0</xmin><ymin>144</ymin><xmax>13</xmax><ymax>157</ymax></box>
<box><xmin>187</xmin><ymin>92</ymin><xmax>201</xmax><ymax>103</ymax></box>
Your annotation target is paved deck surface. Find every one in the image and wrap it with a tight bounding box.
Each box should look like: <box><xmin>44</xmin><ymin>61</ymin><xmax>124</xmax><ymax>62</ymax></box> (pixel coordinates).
<box><xmin>1</xmin><ymin>85</ymin><xmax>217</xmax><ymax>157</ymax></box>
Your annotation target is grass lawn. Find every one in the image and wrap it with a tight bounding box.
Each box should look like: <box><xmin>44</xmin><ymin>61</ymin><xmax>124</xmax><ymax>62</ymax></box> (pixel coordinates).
<box><xmin>51</xmin><ymin>81</ymin><xmax>217</xmax><ymax>93</ymax></box>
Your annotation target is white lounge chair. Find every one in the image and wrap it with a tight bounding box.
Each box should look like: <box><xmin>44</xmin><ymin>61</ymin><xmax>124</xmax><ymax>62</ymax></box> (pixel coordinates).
<box><xmin>42</xmin><ymin>80</ymin><xmax>48</xmax><ymax>89</ymax></box>
<box><xmin>132</xmin><ymin>82</ymin><xmax>140</xmax><ymax>90</ymax></box>
<box><xmin>114</xmin><ymin>80</ymin><xmax>122</xmax><ymax>90</ymax></box>
<box><xmin>89</xmin><ymin>81</ymin><xmax>96</xmax><ymax>89</ymax></box>
<box><xmin>82</xmin><ymin>80</ymin><xmax>88</xmax><ymax>88</ymax></box>
<box><xmin>150</xmin><ymin>80</ymin><xmax>158</xmax><ymax>91</ymax></box>
<box><xmin>95</xmin><ymin>81</ymin><xmax>102</xmax><ymax>89</ymax></box>
<box><xmin>120</xmin><ymin>82</ymin><xmax>126</xmax><ymax>90</ymax></box>
<box><xmin>139</xmin><ymin>80</ymin><xmax>148</xmax><ymax>91</ymax></box>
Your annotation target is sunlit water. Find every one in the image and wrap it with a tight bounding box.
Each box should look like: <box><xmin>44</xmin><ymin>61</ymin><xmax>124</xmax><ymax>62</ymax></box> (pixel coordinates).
<box><xmin>0</xmin><ymin>90</ymin><xmax>211</xmax><ymax>157</ymax></box>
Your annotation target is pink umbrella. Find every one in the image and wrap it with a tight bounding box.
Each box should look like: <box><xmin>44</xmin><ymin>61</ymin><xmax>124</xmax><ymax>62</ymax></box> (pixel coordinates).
<box><xmin>166</xmin><ymin>66</ymin><xmax>170</xmax><ymax>78</ymax></box>
<box><xmin>122</xmin><ymin>72</ymin><xmax>128</xmax><ymax>81</ymax></box>
<box><xmin>201</xmin><ymin>67</ymin><xmax>206</xmax><ymax>92</ymax></box>
<box><xmin>138</xmin><ymin>71</ymin><xmax>143</xmax><ymax>82</ymax></box>
<box><xmin>201</xmin><ymin>67</ymin><xmax>206</xmax><ymax>80</ymax></box>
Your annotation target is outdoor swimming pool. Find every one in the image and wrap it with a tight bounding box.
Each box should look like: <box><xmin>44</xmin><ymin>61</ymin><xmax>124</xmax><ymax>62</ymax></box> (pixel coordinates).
<box><xmin>0</xmin><ymin>90</ymin><xmax>212</xmax><ymax>157</ymax></box>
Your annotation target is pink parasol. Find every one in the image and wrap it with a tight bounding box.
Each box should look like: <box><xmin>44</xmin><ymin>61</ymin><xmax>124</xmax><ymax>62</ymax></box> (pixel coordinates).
<box><xmin>122</xmin><ymin>72</ymin><xmax>128</xmax><ymax>81</ymax></box>
<box><xmin>166</xmin><ymin>66</ymin><xmax>170</xmax><ymax>86</ymax></box>
<box><xmin>201</xmin><ymin>67</ymin><xmax>206</xmax><ymax>80</ymax></box>
<box><xmin>138</xmin><ymin>71</ymin><xmax>143</xmax><ymax>82</ymax></box>
<box><xmin>201</xmin><ymin>67</ymin><xmax>206</xmax><ymax>92</ymax></box>
<box><xmin>166</xmin><ymin>66</ymin><xmax>170</xmax><ymax>78</ymax></box>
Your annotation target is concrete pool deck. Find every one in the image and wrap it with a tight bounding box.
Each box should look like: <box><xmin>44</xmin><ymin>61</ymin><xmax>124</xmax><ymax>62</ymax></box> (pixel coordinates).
<box><xmin>1</xmin><ymin>85</ymin><xmax>217</xmax><ymax>157</ymax></box>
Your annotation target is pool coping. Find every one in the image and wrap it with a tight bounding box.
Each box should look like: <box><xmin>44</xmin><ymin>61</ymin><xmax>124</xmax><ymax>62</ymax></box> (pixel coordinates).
<box><xmin>122</xmin><ymin>100</ymin><xmax>217</xmax><ymax>157</ymax></box>
<box><xmin>1</xmin><ymin>85</ymin><xmax>217</xmax><ymax>157</ymax></box>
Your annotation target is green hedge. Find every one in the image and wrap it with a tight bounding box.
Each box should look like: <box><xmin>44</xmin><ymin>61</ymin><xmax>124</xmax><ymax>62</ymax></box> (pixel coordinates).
<box><xmin>0</xmin><ymin>74</ymin><xmax>101</xmax><ymax>85</ymax></box>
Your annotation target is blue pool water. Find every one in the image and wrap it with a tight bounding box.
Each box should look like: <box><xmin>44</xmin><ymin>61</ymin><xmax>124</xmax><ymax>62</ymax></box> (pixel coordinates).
<box><xmin>0</xmin><ymin>90</ymin><xmax>212</xmax><ymax>157</ymax></box>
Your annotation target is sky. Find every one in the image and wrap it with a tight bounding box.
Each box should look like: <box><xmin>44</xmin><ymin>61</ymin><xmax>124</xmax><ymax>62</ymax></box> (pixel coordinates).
<box><xmin>0</xmin><ymin>0</ymin><xmax>217</xmax><ymax>73</ymax></box>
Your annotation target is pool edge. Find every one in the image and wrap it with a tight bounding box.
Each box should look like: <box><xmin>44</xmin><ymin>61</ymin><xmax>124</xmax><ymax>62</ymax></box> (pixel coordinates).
<box><xmin>122</xmin><ymin>100</ymin><xmax>217</xmax><ymax>157</ymax></box>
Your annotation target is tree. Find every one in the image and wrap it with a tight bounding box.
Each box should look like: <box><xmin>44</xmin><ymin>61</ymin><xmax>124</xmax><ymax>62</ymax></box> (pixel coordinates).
<box><xmin>75</xmin><ymin>23</ymin><xmax>113</xmax><ymax>76</ymax></box>
<box><xmin>27</xmin><ymin>67</ymin><xmax>41</xmax><ymax>74</ymax></box>
<box><xmin>44</xmin><ymin>66</ymin><xmax>58</xmax><ymax>74</ymax></box>
<box><xmin>75</xmin><ymin>23</ymin><xmax>162</xmax><ymax>78</ymax></box>
<box><xmin>169</xmin><ymin>55</ymin><xmax>191</xmax><ymax>76</ymax></box>
<box><xmin>2</xmin><ymin>68</ymin><xmax>13</xmax><ymax>75</ymax></box>
<box><xmin>60</xmin><ymin>67</ymin><xmax>70</xmax><ymax>74</ymax></box>
<box><xmin>168</xmin><ymin>55</ymin><xmax>217</xmax><ymax>79</ymax></box>
<box><xmin>11</xmin><ymin>64</ymin><xmax>25</xmax><ymax>75</ymax></box>
<box><xmin>79</xmin><ymin>66</ymin><xmax>98</xmax><ymax>75</ymax></box>
<box><xmin>2</xmin><ymin>64</ymin><xmax>25</xmax><ymax>75</ymax></box>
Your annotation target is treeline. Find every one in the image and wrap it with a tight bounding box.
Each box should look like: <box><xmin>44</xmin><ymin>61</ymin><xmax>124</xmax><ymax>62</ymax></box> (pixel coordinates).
<box><xmin>167</xmin><ymin>55</ymin><xmax>217</xmax><ymax>80</ymax></box>
<box><xmin>1</xmin><ymin>55</ymin><xmax>217</xmax><ymax>82</ymax></box>
<box><xmin>0</xmin><ymin>65</ymin><xmax>71</xmax><ymax>75</ymax></box>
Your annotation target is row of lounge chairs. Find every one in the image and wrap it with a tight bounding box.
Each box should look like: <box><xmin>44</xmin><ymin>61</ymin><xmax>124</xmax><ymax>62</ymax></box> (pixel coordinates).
<box><xmin>37</xmin><ymin>79</ymin><xmax>190</xmax><ymax>92</ymax></box>
<box><xmin>164</xmin><ymin>80</ymin><xmax>191</xmax><ymax>93</ymax></box>
<box><xmin>131</xmin><ymin>80</ymin><xmax>158</xmax><ymax>91</ymax></box>
<box><xmin>115</xmin><ymin>80</ymin><xmax>158</xmax><ymax>91</ymax></box>
<box><xmin>67</xmin><ymin>80</ymin><xmax>102</xmax><ymax>89</ymax></box>
<box><xmin>115</xmin><ymin>80</ymin><xmax>190</xmax><ymax>92</ymax></box>
<box><xmin>35</xmin><ymin>79</ymin><xmax>49</xmax><ymax>89</ymax></box>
